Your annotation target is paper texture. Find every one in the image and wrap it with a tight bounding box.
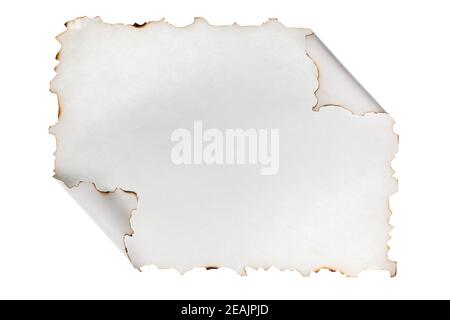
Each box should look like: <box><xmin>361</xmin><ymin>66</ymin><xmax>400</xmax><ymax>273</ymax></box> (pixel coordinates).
<box><xmin>51</xmin><ymin>17</ymin><xmax>397</xmax><ymax>276</ymax></box>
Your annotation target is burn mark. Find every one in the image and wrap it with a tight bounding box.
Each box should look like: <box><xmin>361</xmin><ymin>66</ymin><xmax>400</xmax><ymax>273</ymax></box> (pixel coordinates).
<box><xmin>56</xmin><ymin>95</ymin><xmax>62</xmax><ymax>119</ymax></box>
<box><xmin>205</xmin><ymin>266</ymin><xmax>219</xmax><ymax>271</ymax></box>
<box><xmin>64</xmin><ymin>16</ymin><xmax>87</xmax><ymax>28</ymax></box>
<box><xmin>305</xmin><ymin>38</ymin><xmax>320</xmax><ymax>112</ymax></box>
<box><xmin>132</xmin><ymin>22</ymin><xmax>148</xmax><ymax>29</ymax></box>
<box><xmin>314</xmin><ymin>103</ymin><xmax>387</xmax><ymax>115</ymax></box>
<box><xmin>313</xmin><ymin>266</ymin><xmax>348</xmax><ymax>276</ymax></box>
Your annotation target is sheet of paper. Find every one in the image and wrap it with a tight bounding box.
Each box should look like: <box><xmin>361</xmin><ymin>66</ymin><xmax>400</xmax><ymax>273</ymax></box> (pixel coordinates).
<box><xmin>51</xmin><ymin>17</ymin><xmax>397</xmax><ymax>276</ymax></box>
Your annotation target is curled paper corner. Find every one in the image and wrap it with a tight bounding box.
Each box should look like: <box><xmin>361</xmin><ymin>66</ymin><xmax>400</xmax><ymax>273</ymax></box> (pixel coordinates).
<box><xmin>305</xmin><ymin>33</ymin><xmax>386</xmax><ymax>116</ymax></box>
<box><xmin>55</xmin><ymin>178</ymin><xmax>145</xmax><ymax>271</ymax></box>
<box><xmin>50</xmin><ymin>16</ymin><xmax>397</xmax><ymax>277</ymax></box>
<box><xmin>56</xmin><ymin>180</ymin><xmax>136</xmax><ymax>255</ymax></box>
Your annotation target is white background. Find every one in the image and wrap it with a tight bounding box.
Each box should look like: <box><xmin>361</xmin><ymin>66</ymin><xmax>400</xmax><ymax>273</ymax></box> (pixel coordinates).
<box><xmin>0</xmin><ymin>0</ymin><xmax>449</xmax><ymax>299</ymax></box>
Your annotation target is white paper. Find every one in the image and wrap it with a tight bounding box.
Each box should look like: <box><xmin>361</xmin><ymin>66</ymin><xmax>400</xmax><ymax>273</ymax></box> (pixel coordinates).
<box><xmin>50</xmin><ymin>17</ymin><xmax>397</xmax><ymax>276</ymax></box>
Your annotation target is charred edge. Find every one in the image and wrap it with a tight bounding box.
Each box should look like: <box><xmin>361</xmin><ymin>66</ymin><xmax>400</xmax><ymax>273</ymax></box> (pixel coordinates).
<box><xmin>123</xmin><ymin>231</ymin><xmax>142</xmax><ymax>272</ymax></box>
<box><xmin>391</xmin><ymin>265</ymin><xmax>398</xmax><ymax>278</ymax></box>
<box><xmin>49</xmin><ymin>119</ymin><xmax>60</xmax><ymax>179</ymax></box>
<box><xmin>64</xmin><ymin>16</ymin><xmax>87</xmax><ymax>28</ymax></box>
<box><xmin>61</xmin><ymin>16</ymin><xmax>314</xmax><ymax>34</ymax></box>
<box><xmin>313</xmin><ymin>266</ymin><xmax>348</xmax><ymax>276</ymax></box>
<box><xmin>305</xmin><ymin>34</ymin><xmax>320</xmax><ymax>113</ymax></box>
<box><xmin>316</xmin><ymin>104</ymin><xmax>387</xmax><ymax>116</ymax></box>
<box><xmin>51</xmin><ymin>35</ymin><xmax>62</xmax><ymax>118</ymax></box>
<box><xmin>205</xmin><ymin>266</ymin><xmax>219</xmax><ymax>271</ymax></box>
<box><xmin>56</xmin><ymin>95</ymin><xmax>62</xmax><ymax>119</ymax></box>
<box><xmin>386</xmin><ymin>127</ymin><xmax>399</xmax><ymax>277</ymax></box>
<box><xmin>131</xmin><ymin>18</ymin><xmax>168</xmax><ymax>29</ymax></box>
<box><xmin>241</xmin><ymin>266</ymin><xmax>352</xmax><ymax>277</ymax></box>
<box><xmin>121</xmin><ymin>190</ymin><xmax>141</xmax><ymax>272</ymax></box>
<box><xmin>132</xmin><ymin>22</ymin><xmax>149</xmax><ymax>28</ymax></box>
